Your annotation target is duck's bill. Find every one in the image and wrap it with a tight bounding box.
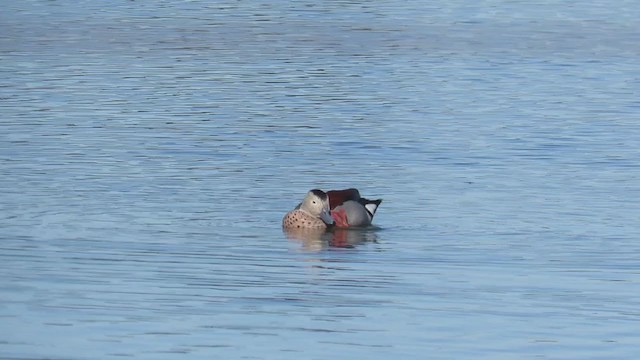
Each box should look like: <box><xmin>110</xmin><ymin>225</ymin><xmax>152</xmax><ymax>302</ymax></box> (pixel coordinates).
<box><xmin>320</xmin><ymin>208</ymin><xmax>335</xmax><ymax>226</ymax></box>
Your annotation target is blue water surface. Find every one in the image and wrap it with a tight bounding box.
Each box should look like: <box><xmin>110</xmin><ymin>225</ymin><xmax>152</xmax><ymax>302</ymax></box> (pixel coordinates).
<box><xmin>1</xmin><ymin>1</ymin><xmax>639</xmax><ymax>359</ymax></box>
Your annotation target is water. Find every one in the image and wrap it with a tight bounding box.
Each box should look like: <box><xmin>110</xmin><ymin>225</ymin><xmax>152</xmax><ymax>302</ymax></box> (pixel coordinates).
<box><xmin>1</xmin><ymin>1</ymin><xmax>639</xmax><ymax>359</ymax></box>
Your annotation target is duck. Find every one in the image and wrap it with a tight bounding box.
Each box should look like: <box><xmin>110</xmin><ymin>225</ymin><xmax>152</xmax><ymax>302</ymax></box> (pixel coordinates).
<box><xmin>283</xmin><ymin>188</ymin><xmax>382</xmax><ymax>230</ymax></box>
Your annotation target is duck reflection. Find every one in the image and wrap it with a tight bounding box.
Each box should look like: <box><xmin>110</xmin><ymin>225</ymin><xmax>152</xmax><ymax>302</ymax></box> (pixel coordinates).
<box><xmin>284</xmin><ymin>227</ymin><xmax>380</xmax><ymax>251</ymax></box>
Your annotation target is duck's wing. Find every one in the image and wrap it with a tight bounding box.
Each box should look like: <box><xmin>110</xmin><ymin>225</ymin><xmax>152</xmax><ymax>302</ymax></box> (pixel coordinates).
<box><xmin>327</xmin><ymin>188</ymin><xmax>361</xmax><ymax>209</ymax></box>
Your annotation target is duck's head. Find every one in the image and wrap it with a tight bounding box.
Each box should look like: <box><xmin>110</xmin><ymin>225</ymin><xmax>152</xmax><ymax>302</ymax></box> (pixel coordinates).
<box><xmin>300</xmin><ymin>189</ymin><xmax>335</xmax><ymax>226</ymax></box>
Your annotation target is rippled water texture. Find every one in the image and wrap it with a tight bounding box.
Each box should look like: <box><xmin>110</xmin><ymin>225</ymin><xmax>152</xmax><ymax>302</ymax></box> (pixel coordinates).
<box><xmin>1</xmin><ymin>1</ymin><xmax>640</xmax><ymax>359</ymax></box>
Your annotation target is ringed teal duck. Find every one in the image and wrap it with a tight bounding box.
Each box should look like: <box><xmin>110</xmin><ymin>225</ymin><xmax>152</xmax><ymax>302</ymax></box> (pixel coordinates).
<box><xmin>283</xmin><ymin>188</ymin><xmax>382</xmax><ymax>230</ymax></box>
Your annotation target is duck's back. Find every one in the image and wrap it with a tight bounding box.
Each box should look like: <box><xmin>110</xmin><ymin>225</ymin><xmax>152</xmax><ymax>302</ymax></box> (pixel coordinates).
<box><xmin>327</xmin><ymin>188</ymin><xmax>361</xmax><ymax>209</ymax></box>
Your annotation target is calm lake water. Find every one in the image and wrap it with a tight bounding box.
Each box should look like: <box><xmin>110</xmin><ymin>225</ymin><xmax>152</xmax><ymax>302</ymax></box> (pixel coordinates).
<box><xmin>2</xmin><ymin>1</ymin><xmax>640</xmax><ymax>359</ymax></box>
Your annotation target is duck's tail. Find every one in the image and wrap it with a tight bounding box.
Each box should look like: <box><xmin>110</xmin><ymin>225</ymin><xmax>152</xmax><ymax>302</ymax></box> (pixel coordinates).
<box><xmin>360</xmin><ymin>198</ymin><xmax>382</xmax><ymax>219</ymax></box>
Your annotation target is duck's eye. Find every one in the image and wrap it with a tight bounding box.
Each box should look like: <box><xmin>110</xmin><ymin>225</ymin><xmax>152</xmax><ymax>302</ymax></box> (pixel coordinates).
<box><xmin>312</xmin><ymin>201</ymin><xmax>316</xmax><ymax>204</ymax></box>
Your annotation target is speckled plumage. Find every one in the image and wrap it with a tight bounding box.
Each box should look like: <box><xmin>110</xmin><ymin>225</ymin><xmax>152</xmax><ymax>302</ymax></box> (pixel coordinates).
<box><xmin>282</xmin><ymin>209</ymin><xmax>327</xmax><ymax>230</ymax></box>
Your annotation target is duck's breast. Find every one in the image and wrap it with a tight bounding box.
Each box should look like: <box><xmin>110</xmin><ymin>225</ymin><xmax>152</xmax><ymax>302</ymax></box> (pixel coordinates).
<box><xmin>283</xmin><ymin>210</ymin><xmax>327</xmax><ymax>230</ymax></box>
